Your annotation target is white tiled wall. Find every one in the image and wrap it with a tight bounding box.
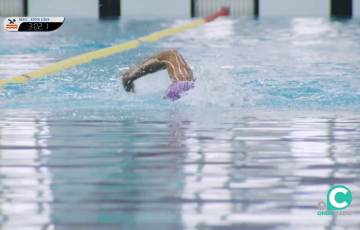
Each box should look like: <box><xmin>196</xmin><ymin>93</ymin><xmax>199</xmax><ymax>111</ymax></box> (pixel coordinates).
<box><xmin>260</xmin><ymin>0</ymin><xmax>330</xmax><ymax>17</ymax></box>
<box><xmin>0</xmin><ymin>0</ymin><xmax>23</xmax><ymax>16</ymax></box>
<box><xmin>22</xmin><ymin>0</ymin><xmax>360</xmax><ymax>18</ymax></box>
<box><xmin>195</xmin><ymin>0</ymin><xmax>253</xmax><ymax>17</ymax></box>
<box><xmin>28</xmin><ymin>0</ymin><xmax>99</xmax><ymax>17</ymax></box>
<box><xmin>121</xmin><ymin>0</ymin><xmax>190</xmax><ymax>18</ymax></box>
<box><xmin>354</xmin><ymin>0</ymin><xmax>360</xmax><ymax>17</ymax></box>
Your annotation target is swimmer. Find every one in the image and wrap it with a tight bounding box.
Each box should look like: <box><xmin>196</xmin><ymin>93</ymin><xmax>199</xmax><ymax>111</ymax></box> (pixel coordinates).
<box><xmin>119</xmin><ymin>49</ymin><xmax>195</xmax><ymax>101</ymax></box>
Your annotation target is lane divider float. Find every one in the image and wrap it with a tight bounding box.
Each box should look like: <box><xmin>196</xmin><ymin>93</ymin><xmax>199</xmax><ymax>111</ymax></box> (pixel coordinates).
<box><xmin>0</xmin><ymin>8</ymin><xmax>229</xmax><ymax>89</ymax></box>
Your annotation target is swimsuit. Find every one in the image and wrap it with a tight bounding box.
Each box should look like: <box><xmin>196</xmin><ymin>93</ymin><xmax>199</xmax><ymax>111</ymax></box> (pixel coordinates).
<box><xmin>164</xmin><ymin>81</ymin><xmax>195</xmax><ymax>101</ymax></box>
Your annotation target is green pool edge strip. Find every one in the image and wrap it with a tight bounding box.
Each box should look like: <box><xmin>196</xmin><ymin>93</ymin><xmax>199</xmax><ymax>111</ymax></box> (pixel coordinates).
<box><xmin>0</xmin><ymin>8</ymin><xmax>229</xmax><ymax>89</ymax></box>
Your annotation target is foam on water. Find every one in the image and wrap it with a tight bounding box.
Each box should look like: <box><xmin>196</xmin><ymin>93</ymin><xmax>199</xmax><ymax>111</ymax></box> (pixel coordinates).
<box><xmin>1</xmin><ymin>17</ymin><xmax>360</xmax><ymax>112</ymax></box>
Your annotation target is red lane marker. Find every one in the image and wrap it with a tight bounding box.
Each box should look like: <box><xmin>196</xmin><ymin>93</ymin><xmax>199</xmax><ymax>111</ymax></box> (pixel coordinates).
<box><xmin>204</xmin><ymin>8</ymin><xmax>230</xmax><ymax>22</ymax></box>
<box><xmin>22</xmin><ymin>74</ymin><xmax>31</xmax><ymax>79</ymax></box>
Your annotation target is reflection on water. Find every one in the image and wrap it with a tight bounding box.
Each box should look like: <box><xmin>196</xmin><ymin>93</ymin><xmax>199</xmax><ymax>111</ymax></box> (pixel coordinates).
<box><xmin>0</xmin><ymin>109</ymin><xmax>359</xmax><ymax>229</ymax></box>
<box><xmin>0</xmin><ymin>111</ymin><xmax>53</xmax><ymax>230</ymax></box>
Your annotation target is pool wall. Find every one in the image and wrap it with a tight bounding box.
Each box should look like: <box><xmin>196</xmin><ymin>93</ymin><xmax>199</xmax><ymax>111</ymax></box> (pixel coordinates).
<box><xmin>28</xmin><ymin>0</ymin><xmax>99</xmax><ymax>17</ymax></box>
<box><xmin>2</xmin><ymin>0</ymin><xmax>360</xmax><ymax>18</ymax></box>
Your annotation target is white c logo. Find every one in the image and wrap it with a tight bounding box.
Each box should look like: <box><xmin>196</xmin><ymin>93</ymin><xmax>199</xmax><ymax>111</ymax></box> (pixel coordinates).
<box><xmin>329</xmin><ymin>187</ymin><xmax>348</xmax><ymax>208</ymax></box>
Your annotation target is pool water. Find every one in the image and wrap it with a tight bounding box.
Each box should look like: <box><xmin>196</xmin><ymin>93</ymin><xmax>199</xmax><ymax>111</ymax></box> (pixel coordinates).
<box><xmin>0</xmin><ymin>17</ymin><xmax>360</xmax><ymax>230</ymax></box>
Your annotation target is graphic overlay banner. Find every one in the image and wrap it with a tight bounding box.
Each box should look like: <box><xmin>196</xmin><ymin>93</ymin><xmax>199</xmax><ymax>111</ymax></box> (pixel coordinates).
<box><xmin>3</xmin><ymin>17</ymin><xmax>65</xmax><ymax>32</ymax></box>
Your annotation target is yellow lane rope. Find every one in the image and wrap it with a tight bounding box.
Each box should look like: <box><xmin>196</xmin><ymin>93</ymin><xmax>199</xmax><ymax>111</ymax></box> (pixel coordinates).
<box><xmin>0</xmin><ymin>9</ymin><xmax>228</xmax><ymax>89</ymax></box>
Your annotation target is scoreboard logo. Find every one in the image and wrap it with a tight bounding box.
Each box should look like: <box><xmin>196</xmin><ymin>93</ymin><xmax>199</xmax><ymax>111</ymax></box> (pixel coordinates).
<box><xmin>6</xmin><ymin>19</ymin><xmax>18</xmax><ymax>30</ymax></box>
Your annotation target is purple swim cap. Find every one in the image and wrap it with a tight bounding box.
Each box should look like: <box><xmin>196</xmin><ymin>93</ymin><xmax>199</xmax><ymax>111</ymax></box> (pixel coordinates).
<box><xmin>165</xmin><ymin>81</ymin><xmax>195</xmax><ymax>101</ymax></box>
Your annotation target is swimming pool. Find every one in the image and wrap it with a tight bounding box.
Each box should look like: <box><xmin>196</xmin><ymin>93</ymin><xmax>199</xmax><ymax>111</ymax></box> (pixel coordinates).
<box><xmin>0</xmin><ymin>17</ymin><xmax>360</xmax><ymax>229</ymax></box>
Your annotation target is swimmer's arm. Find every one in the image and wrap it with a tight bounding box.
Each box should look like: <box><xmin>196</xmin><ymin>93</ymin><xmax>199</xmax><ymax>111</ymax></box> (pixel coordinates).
<box><xmin>121</xmin><ymin>50</ymin><xmax>193</xmax><ymax>92</ymax></box>
<box><xmin>121</xmin><ymin>53</ymin><xmax>167</xmax><ymax>92</ymax></box>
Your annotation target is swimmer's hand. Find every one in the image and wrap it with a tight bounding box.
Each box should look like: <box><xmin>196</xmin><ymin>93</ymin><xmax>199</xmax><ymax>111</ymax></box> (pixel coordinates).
<box><xmin>122</xmin><ymin>73</ymin><xmax>135</xmax><ymax>92</ymax></box>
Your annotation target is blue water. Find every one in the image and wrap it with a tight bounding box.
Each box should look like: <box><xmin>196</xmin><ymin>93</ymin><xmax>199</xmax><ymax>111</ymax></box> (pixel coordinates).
<box><xmin>0</xmin><ymin>17</ymin><xmax>360</xmax><ymax>229</ymax></box>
